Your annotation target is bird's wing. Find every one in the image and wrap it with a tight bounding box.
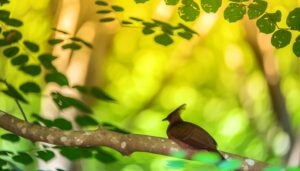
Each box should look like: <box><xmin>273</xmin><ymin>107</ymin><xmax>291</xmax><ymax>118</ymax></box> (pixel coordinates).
<box><xmin>167</xmin><ymin>122</ymin><xmax>217</xmax><ymax>150</ymax></box>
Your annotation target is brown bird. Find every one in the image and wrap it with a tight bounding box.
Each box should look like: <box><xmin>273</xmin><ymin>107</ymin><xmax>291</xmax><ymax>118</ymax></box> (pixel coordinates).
<box><xmin>163</xmin><ymin>104</ymin><xmax>224</xmax><ymax>160</ymax></box>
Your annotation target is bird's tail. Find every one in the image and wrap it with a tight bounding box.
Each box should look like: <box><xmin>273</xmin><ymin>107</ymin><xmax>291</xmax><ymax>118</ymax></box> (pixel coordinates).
<box><xmin>210</xmin><ymin>149</ymin><xmax>225</xmax><ymax>160</ymax></box>
<box><xmin>216</xmin><ymin>150</ymin><xmax>225</xmax><ymax>160</ymax></box>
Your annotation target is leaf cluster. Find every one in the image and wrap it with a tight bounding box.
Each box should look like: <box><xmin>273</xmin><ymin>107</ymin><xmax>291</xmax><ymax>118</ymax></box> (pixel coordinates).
<box><xmin>0</xmin><ymin>16</ymin><xmax>114</xmax><ymax>114</ymax></box>
<box><xmin>95</xmin><ymin>0</ymin><xmax>124</xmax><ymax>23</ymax></box>
<box><xmin>101</xmin><ymin>0</ymin><xmax>300</xmax><ymax>56</ymax></box>
<box><xmin>0</xmin><ymin>145</ymin><xmax>117</xmax><ymax>171</ymax></box>
<box><xmin>122</xmin><ymin>17</ymin><xmax>198</xmax><ymax>46</ymax></box>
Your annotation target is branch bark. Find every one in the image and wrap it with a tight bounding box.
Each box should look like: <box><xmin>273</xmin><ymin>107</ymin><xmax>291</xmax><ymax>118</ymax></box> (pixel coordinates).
<box><xmin>0</xmin><ymin>110</ymin><xmax>268</xmax><ymax>170</ymax></box>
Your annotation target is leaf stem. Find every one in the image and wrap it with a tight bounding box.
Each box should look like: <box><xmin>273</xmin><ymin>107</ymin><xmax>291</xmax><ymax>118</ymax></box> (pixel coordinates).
<box><xmin>15</xmin><ymin>99</ymin><xmax>28</xmax><ymax>122</ymax></box>
<box><xmin>1</xmin><ymin>79</ymin><xmax>28</xmax><ymax>122</ymax></box>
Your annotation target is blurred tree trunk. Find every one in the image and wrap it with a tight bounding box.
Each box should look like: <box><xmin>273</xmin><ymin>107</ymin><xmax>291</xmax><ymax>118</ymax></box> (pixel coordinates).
<box><xmin>243</xmin><ymin>19</ymin><xmax>294</xmax><ymax>160</ymax></box>
<box><xmin>39</xmin><ymin>0</ymin><xmax>117</xmax><ymax>170</ymax></box>
<box><xmin>288</xmin><ymin>129</ymin><xmax>300</xmax><ymax>166</ymax></box>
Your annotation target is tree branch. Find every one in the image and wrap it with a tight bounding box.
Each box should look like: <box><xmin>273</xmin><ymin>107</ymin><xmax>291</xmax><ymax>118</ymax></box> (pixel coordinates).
<box><xmin>0</xmin><ymin>110</ymin><xmax>268</xmax><ymax>170</ymax></box>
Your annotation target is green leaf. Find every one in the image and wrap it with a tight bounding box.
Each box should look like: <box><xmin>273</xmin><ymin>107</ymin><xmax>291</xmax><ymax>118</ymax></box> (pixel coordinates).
<box><xmin>96</xmin><ymin>10</ymin><xmax>112</xmax><ymax>14</ymax></box>
<box><xmin>51</xmin><ymin>92</ymin><xmax>93</xmax><ymax>114</ymax></box>
<box><xmin>271</xmin><ymin>29</ymin><xmax>291</xmax><ymax>48</ymax></box>
<box><xmin>286</xmin><ymin>8</ymin><xmax>300</xmax><ymax>31</ymax></box>
<box><xmin>36</xmin><ymin>150</ymin><xmax>55</xmax><ymax>162</ymax></box>
<box><xmin>23</xmin><ymin>41</ymin><xmax>39</xmax><ymax>52</ymax></box>
<box><xmin>99</xmin><ymin>18</ymin><xmax>115</xmax><ymax>23</ymax></box>
<box><xmin>142</xmin><ymin>27</ymin><xmax>155</xmax><ymax>35</ymax></box>
<box><xmin>263</xmin><ymin>167</ymin><xmax>283</xmax><ymax>171</ymax></box>
<box><xmin>287</xmin><ymin>167</ymin><xmax>300</xmax><ymax>171</ymax></box>
<box><xmin>70</xmin><ymin>37</ymin><xmax>93</xmax><ymax>48</ymax></box>
<box><xmin>38</xmin><ymin>53</ymin><xmax>57</xmax><ymax>70</ymax></box>
<box><xmin>111</xmin><ymin>5</ymin><xmax>124</xmax><ymax>12</ymax></box>
<box><xmin>166</xmin><ymin>160</ymin><xmax>185</xmax><ymax>169</ymax></box>
<box><xmin>178</xmin><ymin>1</ymin><xmax>200</xmax><ymax>21</ymax></box>
<box><xmin>60</xmin><ymin>147</ymin><xmax>81</xmax><ymax>160</ymax></box>
<box><xmin>59</xmin><ymin>147</ymin><xmax>92</xmax><ymax>160</ymax></box>
<box><xmin>164</xmin><ymin>0</ymin><xmax>179</xmax><ymax>5</ymax></box>
<box><xmin>19</xmin><ymin>82</ymin><xmax>41</xmax><ymax>93</ymax></box>
<box><xmin>121</xmin><ymin>20</ymin><xmax>133</xmax><ymax>25</ymax></box>
<box><xmin>48</xmin><ymin>39</ymin><xmax>64</xmax><ymax>45</ymax></box>
<box><xmin>0</xmin><ymin>150</ymin><xmax>14</xmax><ymax>156</ymax></box>
<box><xmin>272</xmin><ymin>11</ymin><xmax>282</xmax><ymax>22</ymax></box>
<box><xmin>75</xmin><ymin>115</ymin><xmax>98</xmax><ymax>127</ymax></box>
<box><xmin>142</xmin><ymin>21</ymin><xmax>158</xmax><ymax>28</ymax></box>
<box><xmin>45</xmin><ymin>72</ymin><xmax>69</xmax><ymax>86</ymax></box>
<box><xmin>72</xmin><ymin>85</ymin><xmax>89</xmax><ymax>93</ymax></box>
<box><xmin>129</xmin><ymin>17</ymin><xmax>143</xmax><ymax>21</ymax></box>
<box><xmin>154</xmin><ymin>34</ymin><xmax>173</xmax><ymax>46</ymax></box>
<box><xmin>62</xmin><ymin>42</ymin><xmax>81</xmax><ymax>50</ymax></box>
<box><xmin>256</xmin><ymin>11</ymin><xmax>281</xmax><ymax>34</ymax></box>
<box><xmin>94</xmin><ymin>149</ymin><xmax>117</xmax><ymax>163</ymax></box>
<box><xmin>12</xmin><ymin>152</ymin><xmax>34</xmax><ymax>165</ymax></box>
<box><xmin>178</xmin><ymin>23</ymin><xmax>198</xmax><ymax>34</ymax></box>
<box><xmin>19</xmin><ymin>65</ymin><xmax>41</xmax><ymax>76</ymax></box>
<box><xmin>77</xmin><ymin>148</ymin><xmax>93</xmax><ymax>158</ymax></box>
<box><xmin>2</xmin><ymin>83</ymin><xmax>28</xmax><ymax>103</ymax></box>
<box><xmin>170</xmin><ymin>151</ymin><xmax>186</xmax><ymax>158</ymax></box>
<box><xmin>95</xmin><ymin>0</ymin><xmax>108</xmax><ymax>6</ymax></box>
<box><xmin>293</xmin><ymin>36</ymin><xmax>300</xmax><ymax>57</ymax></box>
<box><xmin>247</xmin><ymin>0</ymin><xmax>267</xmax><ymax>19</ymax></box>
<box><xmin>218</xmin><ymin>159</ymin><xmax>242</xmax><ymax>170</ymax></box>
<box><xmin>90</xmin><ymin>87</ymin><xmax>115</xmax><ymax>101</ymax></box>
<box><xmin>0</xmin><ymin>0</ymin><xmax>9</xmax><ymax>6</ymax></box>
<box><xmin>1</xmin><ymin>133</ymin><xmax>20</xmax><ymax>142</ymax></box>
<box><xmin>224</xmin><ymin>3</ymin><xmax>246</xmax><ymax>22</ymax></box>
<box><xmin>201</xmin><ymin>0</ymin><xmax>222</xmax><ymax>13</ymax></box>
<box><xmin>229</xmin><ymin>0</ymin><xmax>248</xmax><ymax>2</ymax></box>
<box><xmin>0</xmin><ymin>39</ymin><xmax>9</xmax><ymax>47</ymax></box>
<box><xmin>52</xmin><ymin>118</ymin><xmax>72</xmax><ymax>130</ymax></box>
<box><xmin>134</xmin><ymin>0</ymin><xmax>149</xmax><ymax>4</ymax></box>
<box><xmin>191</xmin><ymin>152</ymin><xmax>221</xmax><ymax>164</ymax></box>
<box><xmin>31</xmin><ymin>113</ymin><xmax>53</xmax><ymax>127</ymax></box>
<box><xmin>152</xmin><ymin>20</ymin><xmax>174</xmax><ymax>35</ymax></box>
<box><xmin>3</xmin><ymin>30</ymin><xmax>22</xmax><ymax>44</ymax></box>
<box><xmin>178</xmin><ymin>31</ymin><xmax>193</xmax><ymax>40</ymax></box>
<box><xmin>3</xmin><ymin>46</ymin><xmax>19</xmax><ymax>58</ymax></box>
<box><xmin>5</xmin><ymin>18</ymin><xmax>23</xmax><ymax>27</ymax></box>
<box><xmin>11</xmin><ymin>54</ymin><xmax>29</xmax><ymax>66</ymax></box>
<box><xmin>0</xmin><ymin>10</ymin><xmax>10</xmax><ymax>20</ymax></box>
<box><xmin>0</xmin><ymin>158</ymin><xmax>7</xmax><ymax>167</ymax></box>
<box><xmin>161</xmin><ymin>26</ymin><xmax>174</xmax><ymax>35</ymax></box>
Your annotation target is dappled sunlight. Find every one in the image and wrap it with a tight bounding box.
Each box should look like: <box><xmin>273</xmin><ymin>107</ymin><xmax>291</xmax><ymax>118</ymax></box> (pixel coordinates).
<box><xmin>224</xmin><ymin>44</ymin><xmax>244</xmax><ymax>70</ymax></box>
<box><xmin>272</xmin><ymin>131</ymin><xmax>290</xmax><ymax>156</ymax></box>
<box><xmin>153</xmin><ymin>0</ymin><xmax>175</xmax><ymax>20</ymax></box>
<box><xmin>195</xmin><ymin>13</ymin><xmax>218</xmax><ymax>35</ymax></box>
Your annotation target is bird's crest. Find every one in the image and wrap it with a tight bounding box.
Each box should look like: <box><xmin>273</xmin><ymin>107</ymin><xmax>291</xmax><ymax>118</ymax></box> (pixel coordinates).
<box><xmin>163</xmin><ymin>104</ymin><xmax>186</xmax><ymax>122</ymax></box>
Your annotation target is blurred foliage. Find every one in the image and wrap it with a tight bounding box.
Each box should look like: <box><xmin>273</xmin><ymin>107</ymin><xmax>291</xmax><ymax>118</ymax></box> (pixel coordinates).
<box><xmin>0</xmin><ymin>0</ymin><xmax>300</xmax><ymax>170</ymax></box>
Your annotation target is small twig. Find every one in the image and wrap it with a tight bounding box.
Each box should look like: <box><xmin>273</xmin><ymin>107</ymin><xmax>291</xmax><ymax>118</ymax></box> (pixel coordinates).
<box><xmin>120</xmin><ymin>24</ymin><xmax>144</xmax><ymax>28</ymax></box>
<box><xmin>0</xmin><ymin>79</ymin><xmax>28</xmax><ymax>122</ymax></box>
<box><xmin>15</xmin><ymin>99</ymin><xmax>28</xmax><ymax>122</ymax></box>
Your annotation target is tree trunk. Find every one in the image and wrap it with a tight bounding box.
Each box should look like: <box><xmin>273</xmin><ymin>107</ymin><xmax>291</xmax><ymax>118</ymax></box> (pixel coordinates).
<box><xmin>40</xmin><ymin>0</ymin><xmax>117</xmax><ymax>170</ymax></box>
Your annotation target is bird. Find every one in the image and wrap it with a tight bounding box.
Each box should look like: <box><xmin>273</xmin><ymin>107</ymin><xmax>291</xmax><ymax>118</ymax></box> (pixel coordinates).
<box><xmin>163</xmin><ymin>104</ymin><xmax>225</xmax><ymax>160</ymax></box>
